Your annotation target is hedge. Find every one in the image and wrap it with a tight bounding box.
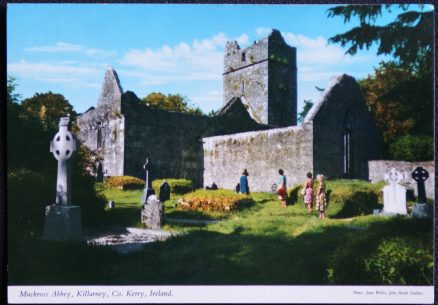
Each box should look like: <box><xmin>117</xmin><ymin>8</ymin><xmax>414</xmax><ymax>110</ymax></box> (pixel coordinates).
<box><xmin>178</xmin><ymin>189</ymin><xmax>255</xmax><ymax>212</ymax></box>
<box><xmin>104</xmin><ymin>176</ymin><xmax>145</xmax><ymax>190</ymax></box>
<box><xmin>152</xmin><ymin>178</ymin><xmax>193</xmax><ymax>195</ymax></box>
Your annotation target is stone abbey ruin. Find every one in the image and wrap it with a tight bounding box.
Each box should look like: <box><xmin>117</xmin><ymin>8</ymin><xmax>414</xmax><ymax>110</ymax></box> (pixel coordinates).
<box><xmin>77</xmin><ymin>29</ymin><xmax>382</xmax><ymax>191</ymax></box>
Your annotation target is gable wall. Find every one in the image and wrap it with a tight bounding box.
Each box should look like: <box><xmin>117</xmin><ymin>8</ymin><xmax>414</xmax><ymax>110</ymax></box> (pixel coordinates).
<box><xmin>311</xmin><ymin>75</ymin><xmax>381</xmax><ymax>179</ymax></box>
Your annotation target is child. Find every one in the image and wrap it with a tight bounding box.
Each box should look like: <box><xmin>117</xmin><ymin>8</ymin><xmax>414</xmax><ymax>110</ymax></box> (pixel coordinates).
<box><xmin>316</xmin><ymin>174</ymin><xmax>327</xmax><ymax>219</ymax></box>
<box><xmin>303</xmin><ymin>172</ymin><xmax>314</xmax><ymax>213</ymax></box>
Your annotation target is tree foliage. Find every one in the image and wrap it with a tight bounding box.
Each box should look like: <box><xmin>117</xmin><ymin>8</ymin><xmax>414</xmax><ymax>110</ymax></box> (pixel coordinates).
<box><xmin>328</xmin><ymin>5</ymin><xmax>433</xmax><ymax>161</ymax></box>
<box><xmin>7</xmin><ymin>76</ymin><xmax>21</xmax><ymax>104</ymax></box>
<box><xmin>7</xmin><ymin>79</ymin><xmax>106</xmax><ymax>233</ymax></box>
<box><xmin>21</xmin><ymin>92</ymin><xmax>77</xmax><ymax>132</ymax></box>
<box><xmin>358</xmin><ymin>62</ymin><xmax>432</xmax><ymax>143</ymax></box>
<box><xmin>327</xmin><ymin>5</ymin><xmax>433</xmax><ymax>73</ymax></box>
<box><xmin>297</xmin><ymin>99</ymin><xmax>313</xmax><ymax>124</ymax></box>
<box><xmin>141</xmin><ymin>92</ymin><xmax>204</xmax><ymax>115</ymax></box>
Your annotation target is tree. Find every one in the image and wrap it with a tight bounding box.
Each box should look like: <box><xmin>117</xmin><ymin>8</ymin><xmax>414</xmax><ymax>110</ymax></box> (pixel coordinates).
<box><xmin>297</xmin><ymin>100</ymin><xmax>313</xmax><ymax>124</ymax></box>
<box><xmin>141</xmin><ymin>92</ymin><xmax>204</xmax><ymax>115</ymax></box>
<box><xmin>327</xmin><ymin>5</ymin><xmax>433</xmax><ymax>73</ymax></box>
<box><xmin>327</xmin><ymin>4</ymin><xmax>433</xmax><ymax>160</ymax></box>
<box><xmin>359</xmin><ymin>62</ymin><xmax>432</xmax><ymax>141</ymax></box>
<box><xmin>21</xmin><ymin>92</ymin><xmax>76</xmax><ymax>132</ymax></box>
<box><xmin>7</xmin><ymin>76</ymin><xmax>21</xmax><ymax>104</ymax></box>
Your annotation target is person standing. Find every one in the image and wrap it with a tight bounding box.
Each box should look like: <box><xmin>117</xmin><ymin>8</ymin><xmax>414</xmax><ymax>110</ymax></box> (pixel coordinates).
<box><xmin>240</xmin><ymin>169</ymin><xmax>250</xmax><ymax>195</ymax></box>
<box><xmin>277</xmin><ymin>169</ymin><xmax>287</xmax><ymax>207</ymax></box>
<box><xmin>316</xmin><ymin>174</ymin><xmax>327</xmax><ymax>219</ymax></box>
<box><xmin>303</xmin><ymin>172</ymin><xmax>314</xmax><ymax>213</ymax></box>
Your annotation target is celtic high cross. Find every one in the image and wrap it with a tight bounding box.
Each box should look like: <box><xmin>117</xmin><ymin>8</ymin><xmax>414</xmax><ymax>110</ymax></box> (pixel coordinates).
<box><xmin>50</xmin><ymin>117</ymin><xmax>77</xmax><ymax>205</ymax></box>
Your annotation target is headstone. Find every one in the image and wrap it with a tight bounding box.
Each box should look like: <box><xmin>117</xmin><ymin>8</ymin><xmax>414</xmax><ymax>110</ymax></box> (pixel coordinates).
<box><xmin>141</xmin><ymin>195</ymin><xmax>163</xmax><ymax>229</ymax></box>
<box><xmin>159</xmin><ymin>181</ymin><xmax>171</xmax><ymax>202</ymax></box>
<box><xmin>108</xmin><ymin>201</ymin><xmax>115</xmax><ymax>209</ymax></box>
<box><xmin>43</xmin><ymin>117</ymin><xmax>82</xmax><ymax>241</ymax></box>
<box><xmin>140</xmin><ymin>157</ymin><xmax>155</xmax><ymax>204</ymax></box>
<box><xmin>382</xmin><ymin>168</ymin><xmax>407</xmax><ymax>215</ymax></box>
<box><xmin>411</xmin><ymin>167</ymin><xmax>429</xmax><ymax>203</ymax></box>
<box><xmin>412</xmin><ymin>203</ymin><xmax>433</xmax><ymax>219</ymax></box>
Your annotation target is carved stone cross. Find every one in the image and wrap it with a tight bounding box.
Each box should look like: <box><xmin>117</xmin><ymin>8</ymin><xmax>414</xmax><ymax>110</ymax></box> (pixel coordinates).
<box><xmin>50</xmin><ymin>117</ymin><xmax>77</xmax><ymax>205</ymax></box>
<box><xmin>412</xmin><ymin>167</ymin><xmax>429</xmax><ymax>203</ymax></box>
<box><xmin>384</xmin><ymin>167</ymin><xmax>404</xmax><ymax>185</ymax></box>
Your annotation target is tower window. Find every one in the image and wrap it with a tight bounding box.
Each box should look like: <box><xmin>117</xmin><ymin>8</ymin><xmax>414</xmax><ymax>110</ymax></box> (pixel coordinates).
<box><xmin>241</xmin><ymin>52</ymin><xmax>246</xmax><ymax>62</ymax></box>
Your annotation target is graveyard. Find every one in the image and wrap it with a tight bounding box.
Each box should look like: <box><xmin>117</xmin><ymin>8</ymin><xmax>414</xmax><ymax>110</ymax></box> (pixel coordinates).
<box><xmin>8</xmin><ymin>170</ymin><xmax>434</xmax><ymax>285</ymax></box>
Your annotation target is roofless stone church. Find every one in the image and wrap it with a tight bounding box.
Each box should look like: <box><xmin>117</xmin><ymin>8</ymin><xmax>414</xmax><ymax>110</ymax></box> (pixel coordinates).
<box><xmin>76</xmin><ymin>29</ymin><xmax>381</xmax><ymax>191</ymax></box>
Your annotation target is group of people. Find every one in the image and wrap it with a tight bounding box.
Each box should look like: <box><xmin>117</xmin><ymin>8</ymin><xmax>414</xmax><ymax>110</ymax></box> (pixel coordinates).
<box><xmin>238</xmin><ymin>169</ymin><xmax>328</xmax><ymax>219</ymax></box>
<box><xmin>302</xmin><ymin>172</ymin><xmax>327</xmax><ymax>219</ymax></box>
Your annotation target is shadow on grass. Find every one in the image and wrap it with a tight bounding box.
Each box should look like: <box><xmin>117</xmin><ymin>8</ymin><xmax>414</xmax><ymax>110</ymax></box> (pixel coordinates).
<box><xmin>104</xmin><ymin>207</ymin><xmax>141</xmax><ymax>227</ymax></box>
<box><xmin>8</xmin><ymin>224</ymin><xmax>347</xmax><ymax>285</ymax></box>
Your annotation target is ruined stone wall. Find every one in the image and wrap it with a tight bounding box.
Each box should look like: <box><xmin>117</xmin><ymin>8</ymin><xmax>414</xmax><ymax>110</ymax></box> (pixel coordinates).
<box><xmin>368</xmin><ymin>160</ymin><xmax>435</xmax><ymax>199</ymax></box>
<box><xmin>308</xmin><ymin>75</ymin><xmax>381</xmax><ymax>179</ymax></box>
<box><xmin>268</xmin><ymin>31</ymin><xmax>297</xmax><ymax>127</ymax></box>
<box><xmin>223</xmin><ymin>61</ymin><xmax>269</xmax><ymax>123</ymax></box>
<box><xmin>76</xmin><ymin>108</ymin><xmax>125</xmax><ymax>177</ymax></box>
<box><xmin>121</xmin><ymin>94</ymin><xmax>213</xmax><ymax>187</ymax></box>
<box><xmin>203</xmin><ymin>123</ymin><xmax>313</xmax><ymax>192</ymax></box>
<box><xmin>223</xmin><ymin>29</ymin><xmax>297</xmax><ymax>127</ymax></box>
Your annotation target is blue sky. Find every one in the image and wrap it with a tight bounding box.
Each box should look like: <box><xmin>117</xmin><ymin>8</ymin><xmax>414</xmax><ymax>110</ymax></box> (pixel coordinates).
<box><xmin>7</xmin><ymin>4</ymin><xmax>433</xmax><ymax>115</ymax></box>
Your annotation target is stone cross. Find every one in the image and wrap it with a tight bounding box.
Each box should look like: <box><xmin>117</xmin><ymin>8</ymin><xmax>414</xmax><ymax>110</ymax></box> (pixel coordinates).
<box><xmin>411</xmin><ymin>167</ymin><xmax>429</xmax><ymax>203</ymax></box>
<box><xmin>143</xmin><ymin>158</ymin><xmax>150</xmax><ymax>189</ymax></box>
<box><xmin>141</xmin><ymin>157</ymin><xmax>155</xmax><ymax>204</ymax></box>
<box><xmin>50</xmin><ymin>117</ymin><xmax>77</xmax><ymax>205</ymax></box>
<box><xmin>382</xmin><ymin>168</ymin><xmax>407</xmax><ymax>215</ymax></box>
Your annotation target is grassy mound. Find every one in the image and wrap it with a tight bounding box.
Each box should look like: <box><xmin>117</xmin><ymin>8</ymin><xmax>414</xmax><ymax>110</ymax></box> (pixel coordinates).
<box><xmin>179</xmin><ymin>189</ymin><xmax>255</xmax><ymax>212</ymax></box>
<box><xmin>288</xmin><ymin>180</ymin><xmax>385</xmax><ymax>218</ymax></box>
<box><xmin>104</xmin><ymin>176</ymin><xmax>145</xmax><ymax>190</ymax></box>
<box><xmin>152</xmin><ymin>178</ymin><xmax>193</xmax><ymax>195</ymax></box>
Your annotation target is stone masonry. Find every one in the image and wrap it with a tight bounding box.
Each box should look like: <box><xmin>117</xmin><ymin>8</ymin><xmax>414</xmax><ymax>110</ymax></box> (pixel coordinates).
<box><xmin>203</xmin><ymin>74</ymin><xmax>381</xmax><ymax>191</ymax></box>
<box><xmin>77</xmin><ymin>29</ymin><xmax>389</xmax><ymax>192</ymax></box>
<box><xmin>223</xmin><ymin>29</ymin><xmax>297</xmax><ymax>127</ymax></box>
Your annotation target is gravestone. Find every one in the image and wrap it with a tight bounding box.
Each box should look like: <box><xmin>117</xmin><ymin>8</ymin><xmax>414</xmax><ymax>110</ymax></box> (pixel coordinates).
<box><xmin>159</xmin><ymin>181</ymin><xmax>171</xmax><ymax>202</ymax></box>
<box><xmin>141</xmin><ymin>195</ymin><xmax>163</xmax><ymax>229</ymax></box>
<box><xmin>43</xmin><ymin>117</ymin><xmax>82</xmax><ymax>241</ymax></box>
<box><xmin>108</xmin><ymin>200</ymin><xmax>115</xmax><ymax>209</ymax></box>
<box><xmin>382</xmin><ymin>168</ymin><xmax>407</xmax><ymax>215</ymax></box>
<box><xmin>140</xmin><ymin>157</ymin><xmax>155</xmax><ymax>204</ymax></box>
<box><xmin>411</xmin><ymin>167</ymin><xmax>429</xmax><ymax>203</ymax></box>
<box><xmin>411</xmin><ymin>167</ymin><xmax>432</xmax><ymax>218</ymax></box>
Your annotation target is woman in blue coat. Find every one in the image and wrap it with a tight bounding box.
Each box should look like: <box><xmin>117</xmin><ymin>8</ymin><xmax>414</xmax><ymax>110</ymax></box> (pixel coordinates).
<box><xmin>240</xmin><ymin>169</ymin><xmax>250</xmax><ymax>195</ymax></box>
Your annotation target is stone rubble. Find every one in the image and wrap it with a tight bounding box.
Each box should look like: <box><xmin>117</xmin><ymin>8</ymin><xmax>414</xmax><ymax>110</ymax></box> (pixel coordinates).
<box><xmin>86</xmin><ymin>227</ymin><xmax>181</xmax><ymax>254</ymax></box>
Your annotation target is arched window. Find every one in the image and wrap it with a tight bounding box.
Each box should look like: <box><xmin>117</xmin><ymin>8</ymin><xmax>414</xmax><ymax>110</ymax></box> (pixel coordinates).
<box><xmin>343</xmin><ymin>112</ymin><xmax>353</xmax><ymax>176</ymax></box>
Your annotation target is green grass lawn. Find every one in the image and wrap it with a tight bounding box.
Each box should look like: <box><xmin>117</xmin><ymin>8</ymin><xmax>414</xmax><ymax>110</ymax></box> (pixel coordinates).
<box><xmin>8</xmin><ymin>181</ymin><xmax>433</xmax><ymax>285</ymax></box>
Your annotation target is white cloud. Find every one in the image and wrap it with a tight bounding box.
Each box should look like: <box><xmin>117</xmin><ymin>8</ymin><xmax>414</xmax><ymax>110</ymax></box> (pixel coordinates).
<box><xmin>255</xmin><ymin>27</ymin><xmax>271</xmax><ymax>37</ymax></box>
<box><xmin>8</xmin><ymin>60</ymin><xmax>99</xmax><ymax>76</ymax></box>
<box><xmin>25</xmin><ymin>42</ymin><xmax>117</xmax><ymax>58</ymax></box>
<box><xmin>119</xmin><ymin>32</ymin><xmax>248</xmax><ymax>85</ymax></box>
<box><xmin>191</xmin><ymin>90</ymin><xmax>223</xmax><ymax>112</ymax></box>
